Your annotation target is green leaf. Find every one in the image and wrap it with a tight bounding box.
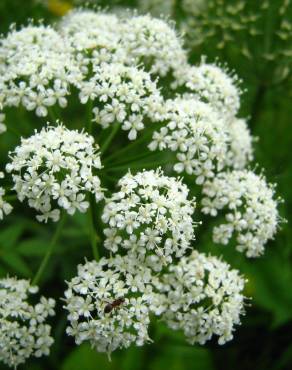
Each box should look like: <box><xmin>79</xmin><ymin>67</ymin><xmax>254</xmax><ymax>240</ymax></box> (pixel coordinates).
<box><xmin>150</xmin><ymin>344</ymin><xmax>214</xmax><ymax>370</ymax></box>
<box><xmin>16</xmin><ymin>238</ymin><xmax>53</xmax><ymax>257</ymax></box>
<box><xmin>243</xmin><ymin>254</ymin><xmax>292</xmax><ymax>327</ymax></box>
<box><xmin>0</xmin><ymin>223</ymin><xmax>24</xmax><ymax>249</ymax></box>
<box><xmin>0</xmin><ymin>252</ymin><xmax>32</xmax><ymax>277</ymax></box>
<box><xmin>61</xmin><ymin>344</ymin><xmax>115</xmax><ymax>370</ymax></box>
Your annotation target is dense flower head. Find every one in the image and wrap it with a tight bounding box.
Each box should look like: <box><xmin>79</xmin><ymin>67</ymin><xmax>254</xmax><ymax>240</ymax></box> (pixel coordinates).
<box><xmin>182</xmin><ymin>61</ymin><xmax>242</xmax><ymax>121</ymax></box>
<box><xmin>64</xmin><ymin>255</ymin><xmax>156</xmax><ymax>355</ymax></box>
<box><xmin>120</xmin><ymin>15</ymin><xmax>188</xmax><ymax>84</ymax></box>
<box><xmin>156</xmin><ymin>251</ymin><xmax>246</xmax><ymax>345</ymax></box>
<box><xmin>0</xmin><ymin>172</ymin><xmax>13</xmax><ymax>220</ymax></box>
<box><xmin>0</xmin><ymin>277</ymin><xmax>55</xmax><ymax>368</ymax></box>
<box><xmin>59</xmin><ymin>10</ymin><xmax>126</xmax><ymax>77</ymax></box>
<box><xmin>149</xmin><ymin>98</ymin><xmax>230</xmax><ymax>184</ymax></box>
<box><xmin>85</xmin><ymin>63</ymin><xmax>165</xmax><ymax>140</ymax></box>
<box><xmin>225</xmin><ymin>118</ymin><xmax>254</xmax><ymax>170</ymax></box>
<box><xmin>201</xmin><ymin>170</ymin><xmax>281</xmax><ymax>257</ymax></box>
<box><xmin>0</xmin><ymin>24</ymin><xmax>81</xmax><ymax>119</ymax></box>
<box><xmin>102</xmin><ymin>169</ymin><xmax>196</xmax><ymax>269</ymax></box>
<box><xmin>6</xmin><ymin>124</ymin><xmax>103</xmax><ymax>222</ymax></box>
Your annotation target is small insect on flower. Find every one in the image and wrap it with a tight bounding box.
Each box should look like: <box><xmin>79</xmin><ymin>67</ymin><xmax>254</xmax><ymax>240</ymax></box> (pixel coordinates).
<box><xmin>104</xmin><ymin>297</ymin><xmax>125</xmax><ymax>314</ymax></box>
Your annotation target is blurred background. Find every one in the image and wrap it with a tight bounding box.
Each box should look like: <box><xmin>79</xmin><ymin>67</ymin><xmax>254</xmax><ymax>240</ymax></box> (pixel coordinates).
<box><xmin>0</xmin><ymin>0</ymin><xmax>291</xmax><ymax>369</ymax></box>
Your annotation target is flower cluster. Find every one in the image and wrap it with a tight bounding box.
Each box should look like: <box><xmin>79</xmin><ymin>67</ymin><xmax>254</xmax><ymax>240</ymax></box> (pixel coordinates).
<box><xmin>149</xmin><ymin>98</ymin><xmax>230</xmax><ymax>184</ymax></box>
<box><xmin>120</xmin><ymin>15</ymin><xmax>188</xmax><ymax>84</ymax></box>
<box><xmin>202</xmin><ymin>170</ymin><xmax>280</xmax><ymax>257</ymax></box>
<box><xmin>6</xmin><ymin>124</ymin><xmax>103</xmax><ymax>222</ymax></box>
<box><xmin>182</xmin><ymin>61</ymin><xmax>242</xmax><ymax>121</ymax></box>
<box><xmin>64</xmin><ymin>254</ymin><xmax>156</xmax><ymax>355</ymax></box>
<box><xmin>0</xmin><ymin>172</ymin><xmax>13</xmax><ymax>220</ymax></box>
<box><xmin>156</xmin><ymin>251</ymin><xmax>245</xmax><ymax>345</ymax></box>
<box><xmin>59</xmin><ymin>10</ymin><xmax>126</xmax><ymax>76</ymax></box>
<box><xmin>224</xmin><ymin>118</ymin><xmax>254</xmax><ymax>170</ymax></box>
<box><xmin>83</xmin><ymin>63</ymin><xmax>164</xmax><ymax>140</ymax></box>
<box><xmin>0</xmin><ymin>277</ymin><xmax>55</xmax><ymax>368</ymax></box>
<box><xmin>102</xmin><ymin>169</ymin><xmax>196</xmax><ymax>269</ymax></box>
<box><xmin>0</xmin><ymin>24</ymin><xmax>81</xmax><ymax>120</ymax></box>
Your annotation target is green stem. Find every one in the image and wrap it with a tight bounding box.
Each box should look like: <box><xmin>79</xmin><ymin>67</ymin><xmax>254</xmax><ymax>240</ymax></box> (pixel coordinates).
<box><xmin>3</xmin><ymin>194</ymin><xmax>18</xmax><ymax>202</ymax></box>
<box><xmin>6</xmin><ymin>125</ymin><xmax>21</xmax><ymax>137</ymax></box>
<box><xmin>47</xmin><ymin>107</ymin><xmax>57</xmax><ymax>123</ymax></box>
<box><xmin>88</xmin><ymin>195</ymin><xmax>100</xmax><ymax>261</ymax></box>
<box><xmin>100</xmin><ymin>121</ymin><xmax>121</xmax><ymax>155</ymax></box>
<box><xmin>103</xmin><ymin>129</ymin><xmax>154</xmax><ymax>163</ymax></box>
<box><xmin>109</xmin><ymin>151</ymin><xmax>160</xmax><ymax>167</ymax></box>
<box><xmin>32</xmin><ymin>213</ymin><xmax>66</xmax><ymax>285</ymax></box>
<box><xmin>86</xmin><ymin>100</ymin><xmax>93</xmax><ymax>134</ymax></box>
<box><xmin>249</xmin><ymin>82</ymin><xmax>267</xmax><ymax>130</ymax></box>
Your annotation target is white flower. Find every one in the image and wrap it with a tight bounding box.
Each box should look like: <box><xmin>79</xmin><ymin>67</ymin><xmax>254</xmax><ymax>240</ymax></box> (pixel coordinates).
<box><xmin>224</xmin><ymin>117</ymin><xmax>254</xmax><ymax>169</ymax></box>
<box><xmin>202</xmin><ymin>170</ymin><xmax>281</xmax><ymax>257</ymax></box>
<box><xmin>0</xmin><ymin>172</ymin><xmax>12</xmax><ymax>220</ymax></box>
<box><xmin>155</xmin><ymin>251</ymin><xmax>246</xmax><ymax>345</ymax></box>
<box><xmin>59</xmin><ymin>10</ymin><xmax>126</xmax><ymax>76</ymax></box>
<box><xmin>64</xmin><ymin>254</ymin><xmax>157</xmax><ymax>355</ymax></box>
<box><xmin>0</xmin><ymin>24</ymin><xmax>81</xmax><ymax>122</ymax></box>
<box><xmin>183</xmin><ymin>60</ymin><xmax>242</xmax><ymax>121</ymax></box>
<box><xmin>120</xmin><ymin>15</ymin><xmax>188</xmax><ymax>85</ymax></box>
<box><xmin>6</xmin><ymin>124</ymin><xmax>104</xmax><ymax>222</ymax></box>
<box><xmin>0</xmin><ymin>277</ymin><xmax>55</xmax><ymax>368</ymax></box>
<box><xmin>149</xmin><ymin>98</ymin><xmax>230</xmax><ymax>183</ymax></box>
<box><xmin>87</xmin><ymin>63</ymin><xmax>164</xmax><ymax>139</ymax></box>
<box><xmin>102</xmin><ymin>169</ymin><xmax>196</xmax><ymax>269</ymax></box>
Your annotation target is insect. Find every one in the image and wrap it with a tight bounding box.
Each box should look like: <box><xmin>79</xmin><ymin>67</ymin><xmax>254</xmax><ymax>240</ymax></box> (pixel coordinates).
<box><xmin>104</xmin><ymin>297</ymin><xmax>125</xmax><ymax>314</ymax></box>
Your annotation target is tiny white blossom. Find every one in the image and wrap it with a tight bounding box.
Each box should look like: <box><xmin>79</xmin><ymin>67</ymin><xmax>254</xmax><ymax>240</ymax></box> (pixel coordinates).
<box><xmin>120</xmin><ymin>14</ymin><xmax>188</xmax><ymax>85</ymax></box>
<box><xmin>149</xmin><ymin>98</ymin><xmax>230</xmax><ymax>183</ymax></box>
<box><xmin>59</xmin><ymin>10</ymin><xmax>126</xmax><ymax>77</ymax></box>
<box><xmin>64</xmin><ymin>254</ymin><xmax>157</xmax><ymax>355</ymax></box>
<box><xmin>0</xmin><ymin>24</ymin><xmax>81</xmax><ymax>122</ymax></box>
<box><xmin>87</xmin><ymin>63</ymin><xmax>164</xmax><ymax>139</ymax></box>
<box><xmin>155</xmin><ymin>251</ymin><xmax>246</xmax><ymax>345</ymax></box>
<box><xmin>102</xmin><ymin>169</ymin><xmax>196</xmax><ymax>269</ymax></box>
<box><xmin>183</xmin><ymin>60</ymin><xmax>242</xmax><ymax>121</ymax></box>
<box><xmin>6</xmin><ymin>124</ymin><xmax>104</xmax><ymax>222</ymax></box>
<box><xmin>202</xmin><ymin>170</ymin><xmax>281</xmax><ymax>257</ymax></box>
<box><xmin>0</xmin><ymin>277</ymin><xmax>55</xmax><ymax>368</ymax></box>
<box><xmin>225</xmin><ymin>117</ymin><xmax>254</xmax><ymax>169</ymax></box>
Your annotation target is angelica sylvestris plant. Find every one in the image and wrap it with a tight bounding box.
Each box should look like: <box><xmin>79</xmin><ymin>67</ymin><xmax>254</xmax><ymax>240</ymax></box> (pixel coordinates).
<box><xmin>0</xmin><ymin>7</ymin><xmax>283</xmax><ymax>368</ymax></box>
